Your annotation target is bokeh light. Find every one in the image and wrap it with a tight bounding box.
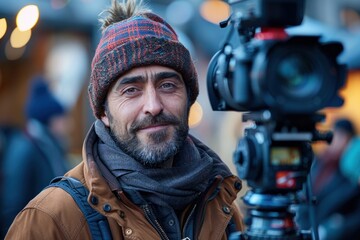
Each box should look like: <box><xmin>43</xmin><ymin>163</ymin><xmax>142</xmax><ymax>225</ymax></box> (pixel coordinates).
<box><xmin>200</xmin><ymin>0</ymin><xmax>230</xmax><ymax>25</ymax></box>
<box><xmin>189</xmin><ymin>101</ymin><xmax>203</xmax><ymax>128</ymax></box>
<box><xmin>16</xmin><ymin>5</ymin><xmax>39</xmax><ymax>31</ymax></box>
<box><xmin>10</xmin><ymin>27</ymin><xmax>31</xmax><ymax>48</ymax></box>
<box><xmin>0</xmin><ymin>18</ymin><xmax>7</xmax><ymax>39</ymax></box>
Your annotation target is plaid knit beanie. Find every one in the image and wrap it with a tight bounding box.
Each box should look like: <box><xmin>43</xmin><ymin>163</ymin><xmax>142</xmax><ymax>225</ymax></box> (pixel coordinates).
<box><xmin>89</xmin><ymin>12</ymin><xmax>199</xmax><ymax>119</ymax></box>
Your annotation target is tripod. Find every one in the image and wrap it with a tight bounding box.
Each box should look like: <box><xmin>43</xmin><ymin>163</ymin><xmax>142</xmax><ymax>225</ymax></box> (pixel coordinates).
<box><xmin>229</xmin><ymin>112</ymin><xmax>330</xmax><ymax>240</ymax></box>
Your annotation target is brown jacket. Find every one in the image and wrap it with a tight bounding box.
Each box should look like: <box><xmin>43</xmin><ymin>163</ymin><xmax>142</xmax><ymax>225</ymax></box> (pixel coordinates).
<box><xmin>6</xmin><ymin>125</ymin><xmax>244</xmax><ymax>240</ymax></box>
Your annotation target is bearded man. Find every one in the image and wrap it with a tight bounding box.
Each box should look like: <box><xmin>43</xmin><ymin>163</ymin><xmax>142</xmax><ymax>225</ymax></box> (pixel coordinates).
<box><xmin>6</xmin><ymin>0</ymin><xmax>244</xmax><ymax>239</ymax></box>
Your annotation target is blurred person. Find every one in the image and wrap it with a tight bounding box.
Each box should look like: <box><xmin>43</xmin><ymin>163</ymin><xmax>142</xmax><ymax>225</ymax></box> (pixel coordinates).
<box><xmin>5</xmin><ymin>0</ymin><xmax>244</xmax><ymax>239</ymax></box>
<box><xmin>340</xmin><ymin>126</ymin><xmax>360</xmax><ymax>186</ymax></box>
<box><xmin>0</xmin><ymin>76</ymin><xmax>70</xmax><ymax>238</ymax></box>
<box><xmin>339</xmin><ymin>4</ymin><xmax>360</xmax><ymax>33</ymax></box>
<box><xmin>312</xmin><ymin>119</ymin><xmax>356</xmax><ymax>194</ymax></box>
<box><xmin>0</xmin><ymin>125</ymin><xmax>26</xmax><ymax>237</ymax></box>
<box><xmin>296</xmin><ymin>118</ymin><xmax>360</xmax><ymax>240</ymax></box>
<box><xmin>339</xmin><ymin>4</ymin><xmax>360</xmax><ymax>69</ymax></box>
<box><xmin>24</xmin><ymin>76</ymin><xmax>71</xmax><ymax>170</ymax></box>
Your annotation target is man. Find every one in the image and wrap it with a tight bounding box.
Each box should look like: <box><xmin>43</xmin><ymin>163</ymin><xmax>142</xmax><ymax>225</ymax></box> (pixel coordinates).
<box><xmin>5</xmin><ymin>0</ymin><xmax>244</xmax><ymax>239</ymax></box>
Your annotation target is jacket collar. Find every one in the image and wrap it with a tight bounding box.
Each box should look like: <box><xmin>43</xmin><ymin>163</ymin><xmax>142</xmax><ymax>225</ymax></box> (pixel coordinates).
<box><xmin>80</xmin><ymin>124</ymin><xmax>138</xmax><ymax>217</ymax></box>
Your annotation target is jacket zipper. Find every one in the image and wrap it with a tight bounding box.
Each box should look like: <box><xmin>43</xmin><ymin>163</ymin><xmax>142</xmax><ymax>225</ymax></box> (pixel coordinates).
<box><xmin>142</xmin><ymin>205</ymin><xmax>170</xmax><ymax>240</ymax></box>
<box><xmin>182</xmin><ymin>203</ymin><xmax>197</xmax><ymax>239</ymax></box>
<box><xmin>194</xmin><ymin>176</ymin><xmax>223</xmax><ymax>238</ymax></box>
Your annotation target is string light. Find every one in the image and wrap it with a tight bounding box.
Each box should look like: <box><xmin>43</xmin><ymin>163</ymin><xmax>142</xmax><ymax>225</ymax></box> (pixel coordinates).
<box><xmin>10</xmin><ymin>27</ymin><xmax>32</xmax><ymax>49</ymax></box>
<box><xmin>0</xmin><ymin>18</ymin><xmax>7</xmax><ymax>39</ymax></box>
<box><xmin>16</xmin><ymin>5</ymin><xmax>39</xmax><ymax>31</ymax></box>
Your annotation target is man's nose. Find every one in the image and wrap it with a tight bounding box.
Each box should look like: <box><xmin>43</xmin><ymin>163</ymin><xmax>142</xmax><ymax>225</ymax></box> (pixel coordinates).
<box><xmin>143</xmin><ymin>88</ymin><xmax>163</xmax><ymax>116</ymax></box>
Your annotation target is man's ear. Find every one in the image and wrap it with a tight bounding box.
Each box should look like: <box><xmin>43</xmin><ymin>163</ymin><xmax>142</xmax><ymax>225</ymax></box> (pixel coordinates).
<box><xmin>101</xmin><ymin>112</ymin><xmax>110</xmax><ymax>127</ymax></box>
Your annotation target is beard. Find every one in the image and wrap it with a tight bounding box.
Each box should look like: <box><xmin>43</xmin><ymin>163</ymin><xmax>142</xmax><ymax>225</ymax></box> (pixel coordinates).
<box><xmin>108</xmin><ymin>112</ymin><xmax>189</xmax><ymax>167</ymax></box>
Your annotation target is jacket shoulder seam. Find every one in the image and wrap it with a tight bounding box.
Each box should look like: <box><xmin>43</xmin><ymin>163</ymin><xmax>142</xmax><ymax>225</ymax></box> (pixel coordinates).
<box><xmin>31</xmin><ymin>187</ymin><xmax>88</xmax><ymax>240</ymax></box>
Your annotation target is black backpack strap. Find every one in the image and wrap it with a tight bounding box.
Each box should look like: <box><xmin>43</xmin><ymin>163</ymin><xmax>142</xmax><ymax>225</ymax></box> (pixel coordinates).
<box><xmin>226</xmin><ymin>216</ymin><xmax>240</xmax><ymax>239</ymax></box>
<box><xmin>49</xmin><ymin>176</ymin><xmax>112</xmax><ymax>240</ymax></box>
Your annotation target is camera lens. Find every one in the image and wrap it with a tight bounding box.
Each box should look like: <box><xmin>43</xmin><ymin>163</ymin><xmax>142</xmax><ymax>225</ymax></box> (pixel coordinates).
<box><xmin>277</xmin><ymin>54</ymin><xmax>320</xmax><ymax>98</ymax></box>
<box><xmin>252</xmin><ymin>42</ymin><xmax>336</xmax><ymax>113</ymax></box>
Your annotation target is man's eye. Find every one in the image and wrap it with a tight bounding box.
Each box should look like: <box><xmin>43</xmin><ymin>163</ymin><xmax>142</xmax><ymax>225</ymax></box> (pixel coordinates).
<box><xmin>160</xmin><ymin>82</ymin><xmax>175</xmax><ymax>89</ymax></box>
<box><xmin>123</xmin><ymin>87</ymin><xmax>139</xmax><ymax>95</ymax></box>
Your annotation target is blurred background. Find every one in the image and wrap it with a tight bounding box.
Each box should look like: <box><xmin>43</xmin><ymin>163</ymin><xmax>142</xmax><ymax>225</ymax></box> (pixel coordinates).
<box><xmin>0</xmin><ymin>0</ymin><xmax>359</xmax><ymax>176</ymax></box>
<box><xmin>2</xmin><ymin>1</ymin><xmax>360</xmax><ymax>238</ymax></box>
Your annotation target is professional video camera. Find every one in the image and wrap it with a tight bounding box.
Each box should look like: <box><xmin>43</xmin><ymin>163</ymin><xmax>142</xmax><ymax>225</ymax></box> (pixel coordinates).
<box><xmin>206</xmin><ymin>0</ymin><xmax>347</xmax><ymax>239</ymax></box>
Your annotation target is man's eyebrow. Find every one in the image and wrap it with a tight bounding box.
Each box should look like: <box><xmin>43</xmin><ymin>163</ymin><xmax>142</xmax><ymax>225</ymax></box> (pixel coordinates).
<box><xmin>154</xmin><ymin>71</ymin><xmax>182</xmax><ymax>83</ymax></box>
<box><xmin>116</xmin><ymin>75</ymin><xmax>145</xmax><ymax>91</ymax></box>
<box><xmin>118</xmin><ymin>75</ymin><xmax>145</xmax><ymax>85</ymax></box>
<box><xmin>115</xmin><ymin>71</ymin><xmax>183</xmax><ymax>91</ymax></box>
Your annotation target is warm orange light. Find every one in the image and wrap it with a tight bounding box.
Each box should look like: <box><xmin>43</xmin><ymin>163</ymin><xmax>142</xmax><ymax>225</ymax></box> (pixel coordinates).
<box><xmin>317</xmin><ymin>70</ymin><xmax>360</xmax><ymax>133</ymax></box>
<box><xmin>189</xmin><ymin>101</ymin><xmax>204</xmax><ymax>128</ymax></box>
<box><xmin>200</xmin><ymin>0</ymin><xmax>230</xmax><ymax>25</ymax></box>
<box><xmin>313</xmin><ymin>72</ymin><xmax>360</xmax><ymax>153</ymax></box>
<box><xmin>16</xmin><ymin>5</ymin><xmax>39</xmax><ymax>31</ymax></box>
<box><xmin>10</xmin><ymin>27</ymin><xmax>32</xmax><ymax>48</ymax></box>
<box><xmin>0</xmin><ymin>18</ymin><xmax>7</xmax><ymax>39</ymax></box>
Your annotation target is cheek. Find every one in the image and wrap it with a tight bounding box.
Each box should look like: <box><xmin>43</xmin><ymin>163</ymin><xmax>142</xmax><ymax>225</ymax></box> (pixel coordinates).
<box><xmin>178</xmin><ymin>99</ymin><xmax>190</xmax><ymax>120</ymax></box>
<box><xmin>109</xmin><ymin>101</ymin><xmax>140</xmax><ymax>130</ymax></box>
<box><xmin>163</xmin><ymin>93</ymin><xmax>188</xmax><ymax>113</ymax></box>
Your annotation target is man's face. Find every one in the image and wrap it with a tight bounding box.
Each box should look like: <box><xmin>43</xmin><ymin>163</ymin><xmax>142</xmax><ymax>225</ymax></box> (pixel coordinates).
<box><xmin>101</xmin><ymin>65</ymin><xmax>190</xmax><ymax>166</ymax></box>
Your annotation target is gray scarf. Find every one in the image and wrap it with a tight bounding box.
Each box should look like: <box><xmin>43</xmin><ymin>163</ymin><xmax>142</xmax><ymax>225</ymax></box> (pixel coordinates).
<box><xmin>95</xmin><ymin>120</ymin><xmax>232</xmax><ymax>210</ymax></box>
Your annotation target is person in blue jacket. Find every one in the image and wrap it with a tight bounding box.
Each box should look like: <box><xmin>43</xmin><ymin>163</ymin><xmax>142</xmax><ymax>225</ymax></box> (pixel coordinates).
<box><xmin>0</xmin><ymin>76</ymin><xmax>70</xmax><ymax>238</ymax></box>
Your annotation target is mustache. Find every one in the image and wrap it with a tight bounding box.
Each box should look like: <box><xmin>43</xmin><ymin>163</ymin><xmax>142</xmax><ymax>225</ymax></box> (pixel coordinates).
<box><xmin>130</xmin><ymin>113</ymin><xmax>180</xmax><ymax>132</ymax></box>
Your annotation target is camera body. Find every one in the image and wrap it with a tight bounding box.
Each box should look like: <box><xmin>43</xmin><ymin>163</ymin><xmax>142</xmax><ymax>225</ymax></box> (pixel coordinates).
<box><xmin>207</xmin><ymin>32</ymin><xmax>346</xmax><ymax>115</ymax></box>
<box><xmin>207</xmin><ymin>0</ymin><xmax>347</xmax><ymax>193</ymax></box>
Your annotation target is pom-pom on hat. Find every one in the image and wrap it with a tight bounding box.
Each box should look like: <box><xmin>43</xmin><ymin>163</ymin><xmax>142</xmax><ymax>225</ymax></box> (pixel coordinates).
<box><xmin>88</xmin><ymin>12</ymin><xmax>199</xmax><ymax>119</ymax></box>
<box><xmin>25</xmin><ymin>76</ymin><xmax>65</xmax><ymax>125</ymax></box>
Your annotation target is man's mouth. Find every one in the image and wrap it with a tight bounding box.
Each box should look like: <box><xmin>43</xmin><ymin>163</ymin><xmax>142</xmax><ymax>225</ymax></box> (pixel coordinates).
<box><xmin>138</xmin><ymin>124</ymin><xmax>170</xmax><ymax>133</ymax></box>
<box><xmin>132</xmin><ymin>114</ymin><xmax>180</xmax><ymax>134</ymax></box>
